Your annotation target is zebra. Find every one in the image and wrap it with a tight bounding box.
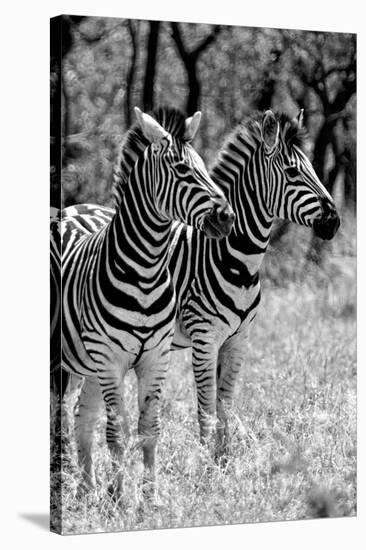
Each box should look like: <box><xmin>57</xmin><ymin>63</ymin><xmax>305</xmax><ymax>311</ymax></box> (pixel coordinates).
<box><xmin>69</xmin><ymin>109</ymin><xmax>340</xmax><ymax>465</ymax></box>
<box><xmin>169</xmin><ymin>109</ymin><xmax>340</xmax><ymax>457</ymax></box>
<box><xmin>58</xmin><ymin>106</ymin><xmax>235</xmax><ymax>497</ymax></box>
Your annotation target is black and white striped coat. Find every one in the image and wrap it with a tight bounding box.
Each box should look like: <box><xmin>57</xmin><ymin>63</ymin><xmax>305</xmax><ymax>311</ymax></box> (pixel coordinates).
<box><xmin>66</xmin><ymin>110</ymin><xmax>340</xmax><ymax>466</ymax></box>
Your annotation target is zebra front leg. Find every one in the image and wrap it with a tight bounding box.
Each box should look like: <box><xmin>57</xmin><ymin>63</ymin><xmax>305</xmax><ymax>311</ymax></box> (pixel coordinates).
<box><xmin>135</xmin><ymin>352</ymin><xmax>169</xmax><ymax>502</ymax></box>
<box><xmin>74</xmin><ymin>375</ymin><xmax>103</xmax><ymax>494</ymax></box>
<box><xmin>191</xmin><ymin>339</ymin><xmax>218</xmax><ymax>448</ymax></box>
<box><xmin>98</xmin><ymin>364</ymin><xmax>130</xmax><ymax>499</ymax></box>
<box><xmin>216</xmin><ymin>335</ymin><xmax>246</xmax><ymax>462</ymax></box>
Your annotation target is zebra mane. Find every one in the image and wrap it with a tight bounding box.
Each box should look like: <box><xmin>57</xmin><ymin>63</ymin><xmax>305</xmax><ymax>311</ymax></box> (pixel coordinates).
<box><xmin>112</xmin><ymin>107</ymin><xmax>189</xmax><ymax>209</ymax></box>
<box><xmin>214</xmin><ymin>110</ymin><xmax>308</xmax><ymax>165</ymax></box>
<box><xmin>278</xmin><ymin>113</ymin><xmax>308</xmax><ymax>150</ymax></box>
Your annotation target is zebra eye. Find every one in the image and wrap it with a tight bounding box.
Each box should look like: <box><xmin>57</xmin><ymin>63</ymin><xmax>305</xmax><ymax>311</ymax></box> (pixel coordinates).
<box><xmin>286</xmin><ymin>166</ymin><xmax>300</xmax><ymax>179</ymax></box>
<box><xmin>173</xmin><ymin>163</ymin><xmax>192</xmax><ymax>177</ymax></box>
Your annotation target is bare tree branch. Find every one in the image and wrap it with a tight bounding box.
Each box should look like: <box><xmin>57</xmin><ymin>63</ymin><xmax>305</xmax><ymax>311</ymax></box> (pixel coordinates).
<box><xmin>78</xmin><ymin>21</ymin><xmax>123</xmax><ymax>44</ymax></box>
<box><xmin>194</xmin><ymin>25</ymin><xmax>221</xmax><ymax>58</ymax></box>
<box><xmin>170</xmin><ymin>22</ymin><xmax>189</xmax><ymax>62</ymax></box>
<box><xmin>171</xmin><ymin>22</ymin><xmax>221</xmax><ymax>60</ymax></box>
<box><xmin>170</xmin><ymin>22</ymin><xmax>222</xmax><ymax>113</ymax></box>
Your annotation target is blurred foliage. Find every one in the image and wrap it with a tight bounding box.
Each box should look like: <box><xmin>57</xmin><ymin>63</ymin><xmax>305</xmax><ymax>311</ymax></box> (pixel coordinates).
<box><xmin>50</xmin><ymin>16</ymin><xmax>356</xmax><ymax>217</ymax></box>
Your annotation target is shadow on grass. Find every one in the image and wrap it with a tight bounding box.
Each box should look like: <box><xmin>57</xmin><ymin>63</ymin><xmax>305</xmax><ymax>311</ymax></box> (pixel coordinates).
<box><xmin>20</xmin><ymin>514</ymin><xmax>49</xmax><ymax>531</ymax></box>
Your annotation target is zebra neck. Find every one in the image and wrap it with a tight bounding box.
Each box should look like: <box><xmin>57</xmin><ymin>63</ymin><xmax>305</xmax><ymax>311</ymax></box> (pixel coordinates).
<box><xmin>212</xmin><ymin>145</ymin><xmax>274</xmax><ymax>259</ymax></box>
<box><xmin>106</xmin><ymin>187</ymin><xmax>172</xmax><ymax>284</ymax></box>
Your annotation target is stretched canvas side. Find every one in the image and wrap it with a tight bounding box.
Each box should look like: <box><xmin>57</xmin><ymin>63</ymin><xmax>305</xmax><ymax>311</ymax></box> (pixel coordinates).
<box><xmin>50</xmin><ymin>15</ymin><xmax>63</xmax><ymax>535</ymax></box>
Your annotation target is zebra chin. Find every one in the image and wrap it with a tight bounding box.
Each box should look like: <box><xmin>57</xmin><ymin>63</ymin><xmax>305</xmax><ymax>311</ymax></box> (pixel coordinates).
<box><xmin>201</xmin><ymin>205</ymin><xmax>236</xmax><ymax>239</ymax></box>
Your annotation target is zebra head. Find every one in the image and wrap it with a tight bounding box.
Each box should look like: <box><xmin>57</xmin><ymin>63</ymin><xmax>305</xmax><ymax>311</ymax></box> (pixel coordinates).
<box><xmin>261</xmin><ymin>110</ymin><xmax>340</xmax><ymax>240</ymax></box>
<box><xmin>134</xmin><ymin>107</ymin><xmax>235</xmax><ymax>239</ymax></box>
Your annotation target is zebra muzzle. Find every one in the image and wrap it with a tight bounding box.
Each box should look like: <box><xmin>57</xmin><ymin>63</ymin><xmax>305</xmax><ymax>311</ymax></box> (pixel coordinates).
<box><xmin>313</xmin><ymin>199</ymin><xmax>340</xmax><ymax>240</ymax></box>
<box><xmin>202</xmin><ymin>204</ymin><xmax>235</xmax><ymax>239</ymax></box>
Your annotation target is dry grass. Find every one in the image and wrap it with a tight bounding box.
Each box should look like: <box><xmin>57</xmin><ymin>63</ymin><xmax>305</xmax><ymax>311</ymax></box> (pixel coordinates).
<box><xmin>51</xmin><ymin>212</ymin><xmax>356</xmax><ymax>535</ymax></box>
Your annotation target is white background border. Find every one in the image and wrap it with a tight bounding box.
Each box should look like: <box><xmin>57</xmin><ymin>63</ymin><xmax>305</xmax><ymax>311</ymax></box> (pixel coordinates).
<box><xmin>1</xmin><ymin>1</ymin><xmax>363</xmax><ymax>548</ymax></box>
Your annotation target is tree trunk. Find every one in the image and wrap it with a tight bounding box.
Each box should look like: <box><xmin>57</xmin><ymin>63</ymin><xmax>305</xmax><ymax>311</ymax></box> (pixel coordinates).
<box><xmin>344</xmin><ymin>146</ymin><xmax>356</xmax><ymax>209</ymax></box>
<box><xmin>170</xmin><ymin>22</ymin><xmax>221</xmax><ymax>116</ymax></box>
<box><xmin>312</xmin><ymin>118</ymin><xmax>338</xmax><ymax>185</ymax></box>
<box><xmin>125</xmin><ymin>20</ymin><xmax>139</xmax><ymax>127</ymax></box>
<box><xmin>255</xmin><ymin>49</ymin><xmax>282</xmax><ymax>112</ymax></box>
<box><xmin>306</xmin><ymin>118</ymin><xmax>338</xmax><ymax>265</ymax></box>
<box><xmin>186</xmin><ymin>61</ymin><xmax>200</xmax><ymax>115</ymax></box>
<box><xmin>143</xmin><ymin>21</ymin><xmax>160</xmax><ymax>112</ymax></box>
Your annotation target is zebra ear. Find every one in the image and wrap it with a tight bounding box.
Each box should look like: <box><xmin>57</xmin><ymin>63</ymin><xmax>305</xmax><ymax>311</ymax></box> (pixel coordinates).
<box><xmin>261</xmin><ymin>110</ymin><xmax>279</xmax><ymax>153</ymax></box>
<box><xmin>134</xmin><ymin>107</ymin><xmax>169</xmax><ymax>143</ymax></box>
<box><xmin>184</xmin><ymin>111</ymin><xmax>202</xmax><ymax>142</ymax></box>
<box><xmin>296</xmin><ymin>109</ymin><xmax>304</xmax><ymax>128</ymax></box>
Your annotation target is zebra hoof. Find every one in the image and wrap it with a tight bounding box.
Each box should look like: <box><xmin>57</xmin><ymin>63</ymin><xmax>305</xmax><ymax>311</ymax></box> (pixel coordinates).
<box><xmin>214</xmin><ymin>450</ymin><xmax>230</xmax><ymax>471</ymax></box>
<box><xmin>137</xmin><ymin>491</ymin><xmax>162</xmax><ymax>517</ymax></box>
<box><xmin>107</xmin><ymin>477</ymin><xmax>123</xmax><ymax>503</ymax></box>
<box><xmin>142</xmin><ymin>480</ymin><xmax>156</xmax><ymax>500</ymax></box>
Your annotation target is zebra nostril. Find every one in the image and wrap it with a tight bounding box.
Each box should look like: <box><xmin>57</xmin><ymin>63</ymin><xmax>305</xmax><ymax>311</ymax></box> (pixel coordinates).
<box><xmin>218</xmin><ymin>208</ymin><xmax>235</xmax><ymax>224</ymax></box>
